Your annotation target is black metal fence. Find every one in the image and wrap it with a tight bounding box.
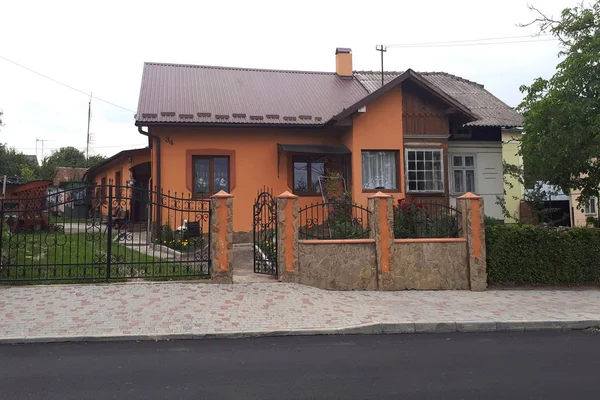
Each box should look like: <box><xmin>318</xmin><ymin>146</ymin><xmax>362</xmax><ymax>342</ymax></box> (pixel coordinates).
<box><xmin>0</xmin><ymin>185</ymin><xmax>211</xmax><ymax>283</ymax></box>
<box><xmin>253</xmin><ymin>188</ymin><xmax>277</xmax><ymax>275</ymax></box>
<box><xmin>299</xmin><ymin>201</ymin><xmax>371</xmax><ymax>240</ymax></box>
<box><xmin>393</xmin><ymin>201</ymin><xmax>461</xmax><ymax>239</ymax></box>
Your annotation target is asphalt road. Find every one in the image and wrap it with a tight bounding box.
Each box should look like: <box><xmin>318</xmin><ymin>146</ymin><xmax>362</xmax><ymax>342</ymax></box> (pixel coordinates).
<box><xmin>1</xmin><ymin>332</ymin><xmax>599</xmax><ymax>400</ymax></box>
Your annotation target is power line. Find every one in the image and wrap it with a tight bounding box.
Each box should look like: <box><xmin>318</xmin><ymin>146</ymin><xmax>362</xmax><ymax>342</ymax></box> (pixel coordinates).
<box><xmin>13</xmin><ymin>143</ymin><xmax>147</xmax><ymax>151</ymax></box>
<box><xmin>0</xmin><ymin>55</ymin><xmax>135</xmax><ymax>113</ymax></box>
<box><xmin>386</xmin><ymin>34</ymin><xmax>556</xmax><ymax>48</ymax></box>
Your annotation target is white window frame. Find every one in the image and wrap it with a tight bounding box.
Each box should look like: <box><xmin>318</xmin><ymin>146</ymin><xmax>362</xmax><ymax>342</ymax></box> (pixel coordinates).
<box><xmin>584</xmin><ymin>198</ymin><xmax>597</xmax><ymax>215</ymax></box>
<box><xmin>405</xmin><ymin>148</ymin><xmax>444</xmax><ymax>193</ymax></box>
<box><xmin>451</xmin><ymin>154</ymin><xmax>477</xmax><ymax>195</ymax></box>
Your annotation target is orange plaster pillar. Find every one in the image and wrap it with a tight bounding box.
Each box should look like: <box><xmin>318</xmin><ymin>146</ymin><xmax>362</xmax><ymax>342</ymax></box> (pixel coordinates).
<box><xmin>457</xmin><ymin>192</ymin><xmax>487</xmax><ymax>291</ymax></box>
<box><xmin>210</xmin><ymin>190</ymin><xmax>234</xmax><ymax>283</ymax></box>
<box><xmin>277</xmin><ymin>191</ymin><xmax>299</xmax><ymax>282</ymax></box>
<box><xmin>368</xmin><ymin>192</ymin><xmax>394</xmax><ymax>290</ymax></box>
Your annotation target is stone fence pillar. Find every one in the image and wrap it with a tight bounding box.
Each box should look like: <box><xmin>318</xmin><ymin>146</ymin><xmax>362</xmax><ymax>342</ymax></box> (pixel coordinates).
<box><xmin>368</xmin><ymin>192</ymin><xmax>394</xmax><ymax>289</ymax></box>
<box><xmin>457</xmin><ymin>192</ymin><xmax>487</xmax><ymax>291</ymax></box>
<box><xmin>210</xmin><ymin>190</ymin><xmax>233</xmax><ymax>283</ymax></box>
<box><xmin>276</xmin><ymin>191</ymin><xmax>299</xmax><ymax>282</ymax></box>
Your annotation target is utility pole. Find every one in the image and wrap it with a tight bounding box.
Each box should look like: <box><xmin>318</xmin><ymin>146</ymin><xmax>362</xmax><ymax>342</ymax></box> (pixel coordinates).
<box><xmin>86</xmin><ymin>93</ymin><xmax>93</xmax><ymax>160</ymax></box>
<box><xmin>36</xmin><ymin>138</ymin><xmax>48</xmax><ymax>162</ymax></box>
<box><xmin>375</xmin><ymin>45</ymin><xmax>387</xmax><ymax>87</ymax></box>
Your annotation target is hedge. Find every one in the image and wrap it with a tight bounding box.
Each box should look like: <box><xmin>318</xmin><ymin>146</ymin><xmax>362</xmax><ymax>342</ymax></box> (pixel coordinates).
<box><xmin>486</xmin><ymin>224</ymin><xmax>600</xmax><ymax>285</ymax></box>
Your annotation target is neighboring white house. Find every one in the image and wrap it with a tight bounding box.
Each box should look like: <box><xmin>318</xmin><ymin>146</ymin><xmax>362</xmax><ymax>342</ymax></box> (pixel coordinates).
<box><xmin>448</xmin><ymin>140</ymin><xmax>504</xmax><ymax>220</ymax></box>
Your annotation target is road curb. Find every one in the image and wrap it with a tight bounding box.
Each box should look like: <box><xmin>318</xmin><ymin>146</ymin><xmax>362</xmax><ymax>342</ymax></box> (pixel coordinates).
<box><xmin>1</xmin><ymin>320</ymin><xmax>598</xmax><ymax>345</ymax></box>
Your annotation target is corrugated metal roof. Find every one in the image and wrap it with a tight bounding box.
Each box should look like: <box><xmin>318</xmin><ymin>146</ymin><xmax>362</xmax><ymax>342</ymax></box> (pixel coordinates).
<box><xmin>136</xmin><ymin>62</ymin><xmax>523</xmax><ymax>128</ymax></box>
<box><xmin>354</xmin><ymin>71</ymin><xmax>523</xmax><ymax>127</ymax></box>
<box><xmin>53</xmin><ymin>167</ymin><xmax>88</xmax><ymax>187</ymax></box>
<box><xmin>136</xmin><ymin>63</ymin><xmax>369</xmax><ymax>125</ymax></box>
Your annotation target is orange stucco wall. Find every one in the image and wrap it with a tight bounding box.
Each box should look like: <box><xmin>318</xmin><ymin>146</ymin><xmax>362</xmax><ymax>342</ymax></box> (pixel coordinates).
<box><xmin>87</xmin><ymin>150</ymin><xmax>151</xmax><ymax>187</ymax></box>
<box><xmin>142</xmin><ymin>85</ymin><xmax>431</xmax><ymax>234</ymax></box>
<box><xmin>151</xmin><ymin>127</ymin><xmax>346</xmax><ymax>232</ymax></box>
<box><xmin>351</xmin><ymin>87</ymin><xmax>404</xmax><ymax>206</ymax></box>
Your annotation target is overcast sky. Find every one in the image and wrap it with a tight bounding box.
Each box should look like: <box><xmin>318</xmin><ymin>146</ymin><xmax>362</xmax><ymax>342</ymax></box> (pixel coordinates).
<box><xmin>0</xmin><ymin>0</ymin><xmax>576</xmax><ymax>161</ymax></box>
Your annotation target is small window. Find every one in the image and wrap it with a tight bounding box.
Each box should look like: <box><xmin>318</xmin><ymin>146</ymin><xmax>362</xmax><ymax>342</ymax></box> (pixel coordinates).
<box><xmin>193</xmin><ymin>156</ymin><xmax>230</xmax><ymax>196</ymax></box>
<box><xmin>584</xmin><ymin>198</ymin><xmax>597</xmax><ymax>215</ymax></box>
<box><xmin>361</xmin><ymin>151</ymin><xmax>398</xmax><ymax>190</ymax></box>
<box><xmin>100</xmin><ymin>177</ymin><xmax>107</xmax><ymax>197</ymax></box>
<box><xmin>452</xmin><ymin>155</ymin><xmax>476</xmax><ymax>194</ymax></box>
<box><xmin>115</xmin><ymin>170</ymin><xmax>122</xmax><ymax>199</ymax></box>
<box><xmin>293</xmin><ymin>156</ymin><xmax>325</xmax><ymax>195</ymax></box>
<box><xmin>453</xmin><ymin>127</ymin><xmax>472</xmax><ymax>139</ymax></box>
<box><xmin>406</xmin><ymin>149</ymin><xmax>444</xmax><ymax>192</ymax></box>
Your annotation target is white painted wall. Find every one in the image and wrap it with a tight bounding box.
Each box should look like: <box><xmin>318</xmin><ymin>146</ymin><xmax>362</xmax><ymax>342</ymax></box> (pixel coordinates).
<box><xmin>447</xmin><ymin>142</ymin><xmax>504</xmax><ymax>220</ymax></box>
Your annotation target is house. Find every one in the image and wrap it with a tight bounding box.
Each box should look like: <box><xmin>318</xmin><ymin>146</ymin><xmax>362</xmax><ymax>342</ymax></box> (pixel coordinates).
<box><xmin>501</xmin><ymin>128</ymin><xmax>524</xmax><ymax>222</ymax></box>
<box><xmin>52</xmin><ymin>167</ymin><xmax>88</xmax><ymax>187</ymax></box>
<box><xmin>47</xmin><ymin>167</ymin><xmax>88</xmax><ymax>217</ymax></box>
<box><xmin>24</xmin><ymin>154</ymin><xmax>38</xmax><ymax>165</ymax></box>
<box><xmin>133</xmin><ymin>48</ymin><xmax>523</xmax><ymax>236</ymax></box>
<box><xmin>570</xmin><ymin>191</ymin><xmax>597</xmax><ymax>227</ymax></box>
<box><xmin>83</xmin><ymin>148</ymin><xmax>151</xmax><ymax>222</ymax></box>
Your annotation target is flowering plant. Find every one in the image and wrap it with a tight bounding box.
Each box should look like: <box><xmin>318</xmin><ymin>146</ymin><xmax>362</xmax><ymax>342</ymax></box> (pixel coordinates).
<box><xmin>155</xmin><ymin>224</ymin><xmax>202</xmax><ymax>251</ymax></box>
<box><xmin>323</xmin><ymin>172</ymin><xmax>366</xmax><ymax>239</ymax></box>
<box><xmin>393</xmin><ymin>197</ymin><xmax>459</xmax><ymax>238</ymax></box>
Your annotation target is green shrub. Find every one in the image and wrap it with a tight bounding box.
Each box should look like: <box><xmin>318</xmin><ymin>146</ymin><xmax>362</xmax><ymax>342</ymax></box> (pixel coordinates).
<box><xmin>486</xmin><ymin>224</ymin><xmax>600</xmax><ymax>285</ymax></box>
<box><xmin>484</xmin><ymin>216</ymin><xmax>505</xmax><ymax>227</ymax></box>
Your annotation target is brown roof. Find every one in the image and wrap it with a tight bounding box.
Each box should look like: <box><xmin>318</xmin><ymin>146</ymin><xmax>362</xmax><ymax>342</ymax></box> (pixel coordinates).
<box><xmin>24</xmin><ymin>154</ymin><xmax>38</xmax><ymax>164</ymax></box>
<box><xmin>355</xmin><ymin>71</ymin><xmax>523</xmax><ymax>127</ymax></box>
<box><xmin>136</xmin><ymin>63</ymin><xmax>368</xmax><ymax>125</ymax></box>
<box><xmin>53</xmin><ymin>167</ymin><xmax>88</xmax><ymax>186</ymax></box>
<box><xmin>83</xmin><ymin>148</ymin><xmax>149</xmax><ymax>181</ymax></box>
<box><xmin>136</xmin><ymin>62</ymin><xmax>522</xmax><ymax>128</ymax></box>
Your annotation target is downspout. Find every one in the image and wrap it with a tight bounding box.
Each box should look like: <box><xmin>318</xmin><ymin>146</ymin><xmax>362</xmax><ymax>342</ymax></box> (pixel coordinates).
<box><xmin>137</xmin><ymin>126</ymin><xmax>161</xmax><ymax>236</ymax></box>
<box><xmin>137</xmin><ymin>126</ymin><xmax>161</xmax><ymax>192</ymax></box>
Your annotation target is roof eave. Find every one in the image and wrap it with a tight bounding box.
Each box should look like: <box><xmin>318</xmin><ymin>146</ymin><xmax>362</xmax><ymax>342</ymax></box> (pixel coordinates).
<box><xmin>336</xmin><ymin>69</ymin><xmax>478</xmax><ymax>123</ymax></box>
<box><xmin>83</xmin><ymin>148</ymin><xmax>149</xmax><ymax>181</ymax></box>
<box><xmin>134</xmin><ymin>121</ymin><xmax>331</xmax><ymax>129</ymax></box>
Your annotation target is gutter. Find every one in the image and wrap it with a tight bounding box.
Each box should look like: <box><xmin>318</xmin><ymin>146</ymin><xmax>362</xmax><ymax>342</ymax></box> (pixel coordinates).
<box><xmin>138</xmin><ymin>126</ymin><xmax>161</xmax><ymax>233</ymax></box>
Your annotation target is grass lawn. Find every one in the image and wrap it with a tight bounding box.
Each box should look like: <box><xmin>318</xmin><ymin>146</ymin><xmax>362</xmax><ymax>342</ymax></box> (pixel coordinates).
<box><xmin>48</xmin><ymin>215</ymin><xmax>88</xmax><ymax>225</ymax></box>
<box><xmin>0</xmin><ymin>229</ymin><xmax>210</xmax><ymax>283</ymax></box>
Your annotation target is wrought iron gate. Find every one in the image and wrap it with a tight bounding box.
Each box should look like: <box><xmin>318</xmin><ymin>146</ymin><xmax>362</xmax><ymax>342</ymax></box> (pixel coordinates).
<box><xmin>253</xmin><ymin>188</ymin><xmax>277</xmax><ymax>275</ymax></box>
<box><xmin>0</xmin><ymin>185</ymin><xmax>210</xmax><ymax>283</ymax></box>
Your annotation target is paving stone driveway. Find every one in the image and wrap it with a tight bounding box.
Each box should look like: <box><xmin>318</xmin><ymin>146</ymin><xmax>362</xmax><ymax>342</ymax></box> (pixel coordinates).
<box><xmin>1</xmin><ymin>282</ymin><xmax>599</xmax><ymax>342</ymax></box>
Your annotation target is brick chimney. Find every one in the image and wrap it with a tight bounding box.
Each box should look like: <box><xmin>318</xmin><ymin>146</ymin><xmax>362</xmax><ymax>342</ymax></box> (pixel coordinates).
<box><xmin>335</xmin><ymin>48</ymin><xmax>353</xmax><ymax>78</ymax></box>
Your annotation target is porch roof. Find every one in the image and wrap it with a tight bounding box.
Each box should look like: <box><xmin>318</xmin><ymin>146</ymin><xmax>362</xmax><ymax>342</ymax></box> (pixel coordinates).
<box><xmin>277</xmin><ymin>144</ymin><xmax>351</xmax><ymax>155</ymax></box>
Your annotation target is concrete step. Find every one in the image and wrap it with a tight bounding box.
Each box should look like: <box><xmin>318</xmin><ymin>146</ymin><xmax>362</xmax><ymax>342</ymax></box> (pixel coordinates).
<box><xmin>232</xmin><ymin>243</ymin><xmax>277</xmax><ymax>284</ymax></box>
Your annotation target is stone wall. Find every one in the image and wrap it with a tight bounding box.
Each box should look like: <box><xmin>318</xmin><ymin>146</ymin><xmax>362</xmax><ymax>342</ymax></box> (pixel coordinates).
<box><xmin>381</xmin><ymin>240</ymin><xmax>469</xmax><ymax>290</ymax></box>
<box><xmin>297</xmin><ymin>241</ymin><xmax>377</xmax><ymax>290</ymax></box>
<box><xmin>277</xmin><ymin>191</ymin><xmax>486</xmax><ymax>291</ymax></box>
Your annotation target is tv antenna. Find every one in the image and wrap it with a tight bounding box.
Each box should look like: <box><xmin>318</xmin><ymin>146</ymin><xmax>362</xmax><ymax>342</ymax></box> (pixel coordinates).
<box><xmin>375</xmin><ymin>45</ymin><xmax>388</xmax><ymax>87</ymax></box>
<box><xmin>86</xmin><ymin>93</ymin><xmax>93</xmax><ymax>159</ymax></box>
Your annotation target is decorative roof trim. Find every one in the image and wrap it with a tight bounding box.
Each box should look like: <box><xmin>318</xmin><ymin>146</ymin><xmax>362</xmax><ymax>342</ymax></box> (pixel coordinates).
<box><xmin>332</xmin><ymin>69</ymin><xmax>477</xmax><ymax>123</ymax></box>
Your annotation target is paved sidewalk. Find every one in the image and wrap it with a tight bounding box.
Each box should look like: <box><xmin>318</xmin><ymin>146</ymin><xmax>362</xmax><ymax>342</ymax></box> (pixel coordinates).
<box><xmin>1</xmin><ymin>282</ymin><xmax>599</xmax><ymax>343</ymax></box>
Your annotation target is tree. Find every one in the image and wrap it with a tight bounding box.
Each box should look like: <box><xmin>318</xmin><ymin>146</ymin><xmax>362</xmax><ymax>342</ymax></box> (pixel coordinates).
<box><xmin>0</xmin><ymin>145</ymin><xmax>39</xmax><ymax>181</ymax></box>
<box><xmin>518</xmin><ymin>2</ymin><xmax>600</xmax><ymax>205</ymax></box>
<box><xmin>85</xmin><ymin>154</ymin><xmax>107</xmax><ymax>167</ymax></box>
<box><xmin>39</xmin><ymin>147</ymin><xmax>106</xmax><ymax>180</ymax></box>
